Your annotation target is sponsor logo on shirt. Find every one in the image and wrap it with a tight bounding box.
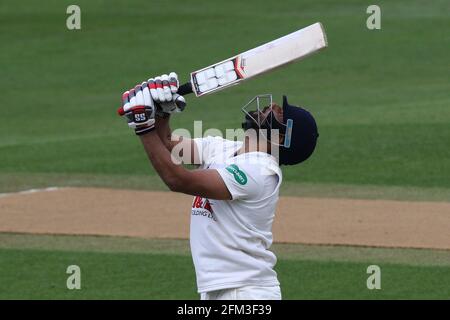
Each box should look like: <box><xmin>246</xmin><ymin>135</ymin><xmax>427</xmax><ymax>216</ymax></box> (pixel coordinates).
<box><xmin>225</xmin><ymin>164</ymin><xmax>247</xmax><ymax>185</ymax></box>
<box><xmin>192</xmin><ymin>196</ymin><xmax>217</xmax><ymax>221</ymax></box>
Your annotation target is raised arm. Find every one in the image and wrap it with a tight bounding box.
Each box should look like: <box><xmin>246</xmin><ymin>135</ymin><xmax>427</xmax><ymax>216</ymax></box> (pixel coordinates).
<box><xmin>139</xmin><ymin>131</ymin><xmax>231</xmax><ymax>200</ymax></box>
<box><xmin>119</xmin><ymin>72</ymin><xmax>228</xmax><ymax>198</ymax></box>
<box><xmin>155</xmin><ymin>114</ymin><xmax>199</xmax><ymax>165</ymax></box>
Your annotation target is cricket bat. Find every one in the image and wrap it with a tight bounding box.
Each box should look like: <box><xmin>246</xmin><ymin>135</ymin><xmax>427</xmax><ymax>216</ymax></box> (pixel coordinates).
<box><xmin>177</xmin><ymin>22</ymin><xmax>327</xmax><ymax>97</ymax></box>
<box><xmin>119</xmin><ymin>22</ymin><xmax>327</xmax><ymax>115</ymax></box>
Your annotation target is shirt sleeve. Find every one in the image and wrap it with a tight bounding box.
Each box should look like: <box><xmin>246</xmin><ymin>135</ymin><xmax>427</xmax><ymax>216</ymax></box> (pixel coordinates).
<box><xmin>216</xmin><ymin>163</ymin><xmax>263</xmax><ymax>200</ymax></box>
<box><xmin>193</xmin><ymin>136</ymin><xmax>228</xmax><ymax>166</ymax></box>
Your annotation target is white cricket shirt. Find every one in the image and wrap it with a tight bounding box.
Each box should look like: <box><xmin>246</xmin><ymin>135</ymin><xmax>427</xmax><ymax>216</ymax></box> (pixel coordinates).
<box><xmin>191</xmin><ymin>136</ymin><xmax>282</xmax><ymax>293</ymax></box>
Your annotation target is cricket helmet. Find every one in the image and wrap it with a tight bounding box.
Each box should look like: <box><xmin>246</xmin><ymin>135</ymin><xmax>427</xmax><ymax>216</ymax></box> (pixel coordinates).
<box><xmin>241</xmin><ymin>95</ymin><xmax>319</xmax><ymax>165</ymax></box>
<box><xmin>279</xmin><ymin>95</ymin><xmax>319</xmax><ymax>165</ymax></box>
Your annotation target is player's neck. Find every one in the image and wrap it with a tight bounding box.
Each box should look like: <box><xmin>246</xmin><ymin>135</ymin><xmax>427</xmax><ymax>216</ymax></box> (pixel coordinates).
<box><xmin>237</xmin><ymin>136</ymin><xmax>270</xmax><ymax>156</ymax></box>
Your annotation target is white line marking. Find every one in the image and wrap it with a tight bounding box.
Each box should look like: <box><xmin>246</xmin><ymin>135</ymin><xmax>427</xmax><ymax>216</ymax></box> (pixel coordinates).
<box><xmin>0</xmin><ymin>187</ymin><xmax>63</xmax><ymax>198</ymax></box>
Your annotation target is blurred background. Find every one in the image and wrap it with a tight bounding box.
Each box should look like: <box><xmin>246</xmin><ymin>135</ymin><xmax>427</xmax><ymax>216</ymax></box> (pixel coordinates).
<box><xmin>0</xmin><ymin>0</ymin><xmax>448</xmax><ymax>199</ymax></box>
<box><xmin>0</xmin><ymin>0</ymin><xmax>449</xmax><ymax>300</ymax></box>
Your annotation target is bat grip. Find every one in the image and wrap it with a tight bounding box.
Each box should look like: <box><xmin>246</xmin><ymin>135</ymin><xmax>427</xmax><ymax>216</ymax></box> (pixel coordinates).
<box><xmin>177</xmin><ymin>81</ymin><xmax>193</xmax><ymax>96</ymax></box>
<box><xmin>117</xmin><ymin>81</ymin><xmax>193</xmax><ymax>116</ymax></box>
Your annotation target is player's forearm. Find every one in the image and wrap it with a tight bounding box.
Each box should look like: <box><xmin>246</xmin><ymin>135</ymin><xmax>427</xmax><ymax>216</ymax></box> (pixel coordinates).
<box><xmin>139</xmin><ymin>131</ymin><xmax>188</xmax><ymax>191</ymax></box>
<box><xmin>139</xmin><ymin>131</ymin><xmax>231</xmax><ymax>200</ymax></box>
<box><xmin>155</xmin><ymin>114</ymin><xmax>172</xmax><ymax>150</ymax></box>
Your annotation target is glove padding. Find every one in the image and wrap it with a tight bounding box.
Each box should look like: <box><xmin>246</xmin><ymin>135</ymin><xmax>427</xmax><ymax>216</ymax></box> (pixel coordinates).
<box><xmin>122</xmin><ymin>82</ymin><xmax>156</xmax><ymax>136</ymax></box>
<box><xmin>148</xmin><ymin>72</ymin><xmax>186</xmax><ymax>117</ymax></box>
<box><xmin>120</xmin><ymin>72</ymin><xmax>186</xmax><ymax>135</ymax></box>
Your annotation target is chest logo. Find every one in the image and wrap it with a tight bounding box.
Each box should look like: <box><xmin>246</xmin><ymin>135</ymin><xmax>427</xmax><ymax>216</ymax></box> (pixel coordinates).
<box><xmin>192</xmin><ymin>196</ymin><xmax>216</xmax><ymax>221</ymax></box>
<box><xmin>225</xmin><ymin>164</ymin><xmax>247</xmax><ymax>185</ymax></box>
<box><xmin>193</xmin><ymin>196</ymin><xmax>213</xmax><ymax>212</ymax></box>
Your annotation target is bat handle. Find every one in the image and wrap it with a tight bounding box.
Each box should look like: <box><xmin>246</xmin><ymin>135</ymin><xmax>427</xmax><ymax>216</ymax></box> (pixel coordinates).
<box><xmin>117</xmin><ymin>81</ymin><xmax>193</xmax><ymax>116</ymax></box>
<box><xmin>177</xmin><ymin>81</ymin><xmax>193</xmax><ymax>96</ymax></box>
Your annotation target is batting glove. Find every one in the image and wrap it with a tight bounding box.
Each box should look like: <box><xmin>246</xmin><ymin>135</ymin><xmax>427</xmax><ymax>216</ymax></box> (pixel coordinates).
<box><xmin>148</xmin><ymin>72</ymin><xmax>186</xmax><ymax>117</ymax></box>
<box><xmin>121</xmin><ymin>82</ymin><xmax>156</xmax><ymax>136</ymax></box>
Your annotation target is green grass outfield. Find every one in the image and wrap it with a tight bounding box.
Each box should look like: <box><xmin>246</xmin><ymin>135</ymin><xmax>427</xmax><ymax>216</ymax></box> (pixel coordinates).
<box><xmin>0</xmin><ymin>0</ymin><xmax>449</xmax><ymax>194</ymax></box>
<box><xmin>0</xmin><ymin>0</ymin><xmax>449</xmax><ymax>300</ymax></box>
<box><xmin>0</xmin><ymin>233</ymin><xmax>449</xmax><ymax>299</ymax></box>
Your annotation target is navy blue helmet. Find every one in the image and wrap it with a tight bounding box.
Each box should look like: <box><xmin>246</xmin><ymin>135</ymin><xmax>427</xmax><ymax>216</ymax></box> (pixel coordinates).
<box><xmin>279</xmin><ymin>95</ymin><xmax>319</xmax><ymax>165</ymax></box>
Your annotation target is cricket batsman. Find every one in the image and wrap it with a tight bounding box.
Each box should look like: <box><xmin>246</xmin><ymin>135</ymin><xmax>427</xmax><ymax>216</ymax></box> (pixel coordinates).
<box><xmin>119</xmin><ymin>72</ymin><xmax>319</xmax><ymax>300</ymax></box>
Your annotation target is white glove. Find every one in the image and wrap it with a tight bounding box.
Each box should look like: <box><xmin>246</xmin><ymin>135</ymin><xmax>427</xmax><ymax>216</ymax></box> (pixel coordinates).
<box><xmin>121</xmin><ymin>82</ymin><xmax>156</xmax><ymax>135</ymax></box>
<box><xmin>148</xmin><ymin>72</ymin><xmax>186</xmax><ymax>116</ymax></box>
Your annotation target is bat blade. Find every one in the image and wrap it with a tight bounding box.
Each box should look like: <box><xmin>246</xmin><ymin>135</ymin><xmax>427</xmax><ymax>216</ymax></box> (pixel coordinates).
<box><xmin>189</xmin><ymin>22</ymin><xmax>328</xmax><ymax>97</ymax></box>
<box><xmin>118</xmin><ymin>23</ymin><xmax>327</xmax><ymax>116</ymax></box>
